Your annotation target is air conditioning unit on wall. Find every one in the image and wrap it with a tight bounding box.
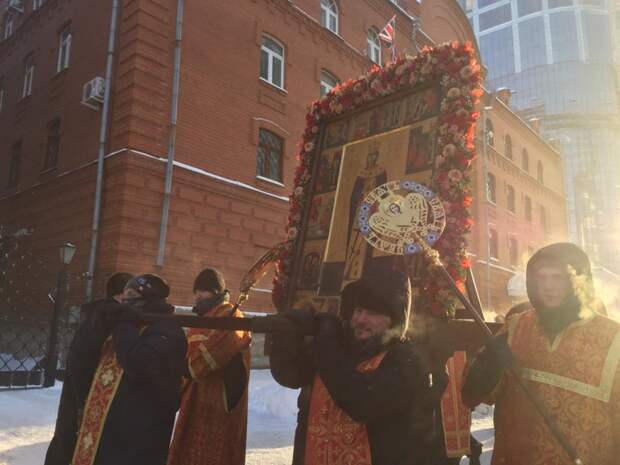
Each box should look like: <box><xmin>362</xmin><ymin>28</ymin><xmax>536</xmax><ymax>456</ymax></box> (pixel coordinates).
<box><xmin>7</xmin><ymin>0</ymin><xmax>24</xmax><ymax>13</ymax></box>
<box><xmin>81</xmin><ymin>77</ymin><xmax>105</xmax><ymax>110</ymax></box>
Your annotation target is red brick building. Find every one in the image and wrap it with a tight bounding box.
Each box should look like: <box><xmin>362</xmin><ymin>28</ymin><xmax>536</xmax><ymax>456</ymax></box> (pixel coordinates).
<box><xmin>0</xmin><ymin>0</ymin><xmax>567</xmax><ymax>317</ymax></box>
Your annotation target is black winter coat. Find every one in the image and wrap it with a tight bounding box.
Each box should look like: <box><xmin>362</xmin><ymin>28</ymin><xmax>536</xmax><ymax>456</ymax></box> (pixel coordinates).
<box><xmin>45</xmin><ymin>297</ymin><xmax>119</xmax><ymax>465</ymax></box>
<box><xmin>270</xmin><ymin>330</ymin><xmax>448</xmax><ymax>465</ymax></box>
<box><xmin>45</xmin><ymin>301</ymin><xmax>187</xmax><ymax>465</ymax></box>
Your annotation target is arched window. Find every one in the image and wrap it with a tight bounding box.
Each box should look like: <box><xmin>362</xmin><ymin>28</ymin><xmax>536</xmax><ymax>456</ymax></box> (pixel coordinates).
<box><xmin>256</xmin><ymin>129</ymin><xmax>283</xmax><ymax>182</ymax></box>
<box><xmin>320</xmin><ymin>70</ymin><xmax>339</xmax><ymax>97</ymax></box>
<box><xmin>367</xmin><ymin>28</ymin><xmax>381</xmax><ymax>65</ymax></box>
<box><xmin>320</xmin><ymin>0</ymin><xmax>339</xmax><ymax>34</ymax></box>
<box><xmin>260</xmin><ymin>36</ymin><xmax>285</xmax><ymax>89</ymax></box>
<box><xmin>537</xmin><ymin>160</ymin><xmax>544</xmax><ymax>184</ymax></box>
<box><xmin>525</xmin><ymin>195</ymin><xmax>532</xmax><ymax>222</ymax></box>
<box><xmin>522</xmin><ymin>149</ymin><xmax>529</xmax><ymax>172</ymax></box>
<box><xmin>507</xmin><ymin>184</ymin><xmax>516</xmax><ymax>213</ymax></box>
<box><xmin>486</xmin><ymin>118</ymin><xmax>495</xmax><ymax>146</ymax></box>
<box><xmin>486</xmin><ymin>172</ymin><xmax>496</xmax><ymax>203</ymax></box>
<box><xmin>504</xmin><ymin>134</ymin><xmax>512</xmax><ymax>159</ymax></box>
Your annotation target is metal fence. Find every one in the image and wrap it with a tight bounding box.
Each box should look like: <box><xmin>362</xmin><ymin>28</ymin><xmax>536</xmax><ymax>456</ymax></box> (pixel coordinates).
<box><xmin>0</xmin><ymin>315</ymin><xmax>76</xmax><ymax>390</ymax></box>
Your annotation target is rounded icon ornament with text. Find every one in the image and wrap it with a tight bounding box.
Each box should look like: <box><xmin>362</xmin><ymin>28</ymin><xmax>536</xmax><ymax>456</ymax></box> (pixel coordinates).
<box><xmin>358</xmin><ymin>180</ymin><xmax>446</xmax><ymax>255</ymax></box>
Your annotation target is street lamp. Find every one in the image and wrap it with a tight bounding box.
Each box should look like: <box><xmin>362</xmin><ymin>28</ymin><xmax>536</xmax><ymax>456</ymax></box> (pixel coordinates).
<box><xmin>59</xmin><ymin>242</ymin><xmax>76</xmax><ymax>266</ymax></box>
<box><xmin>44</xmin><ymin>242</ymin><xmax>76</xmax><ymax>387</ymax></box>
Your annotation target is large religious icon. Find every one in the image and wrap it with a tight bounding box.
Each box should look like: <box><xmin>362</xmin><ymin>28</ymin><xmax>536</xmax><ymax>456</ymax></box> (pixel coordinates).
<box><xmin>278</xmin><ymin>47</ymin><xmax>480</xmax><ymax>313</ymax></box>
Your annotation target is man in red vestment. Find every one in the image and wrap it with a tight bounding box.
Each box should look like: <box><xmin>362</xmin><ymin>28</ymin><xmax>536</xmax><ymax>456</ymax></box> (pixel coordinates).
<box><xmin>270</xmin><ymin>271</ymin><xmax>448</xmax><ymax>465</ymax></box>
<box><xmin>463</xmin><ymin>242</ymin><xmax>620</xmax><ymax>465</ymax></box>
<box><xmin>168</xmin><ymin>268</ymin><xmax>251</xmax><ymax>465</ymax></box>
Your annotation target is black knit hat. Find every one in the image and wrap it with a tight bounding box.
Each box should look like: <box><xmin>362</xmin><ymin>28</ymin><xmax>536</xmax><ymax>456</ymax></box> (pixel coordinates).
<box><xmin>193</xmin><ymin>268</ymin><xmax>226</xmax><ymax>294</ymax></box>
<box><xmin>340</xmin><ymin>271</ymin><xmax>411</xmax><ymax>331</ymax></box>
<box><xmin>125</xmin><ymin>274</ymin><xmax>170</xmax><ymax>301</ymax></box>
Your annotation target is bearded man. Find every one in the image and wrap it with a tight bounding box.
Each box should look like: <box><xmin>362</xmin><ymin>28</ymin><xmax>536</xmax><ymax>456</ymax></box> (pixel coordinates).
<box><xmin>462</xmin><ymin>242</ymin><xmax>620</xmax><ymax>465</ymax></box>
<box><xmin>270</xmin><ymin>272</ymin><xmax>448</xmax><ymax>465</ymax></box>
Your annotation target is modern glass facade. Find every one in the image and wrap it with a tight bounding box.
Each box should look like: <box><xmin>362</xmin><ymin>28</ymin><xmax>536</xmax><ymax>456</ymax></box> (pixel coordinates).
<box><xmin>460</xmin><ymin>0</ymin><xmax>620</xmax><ymax>272</ymax></box>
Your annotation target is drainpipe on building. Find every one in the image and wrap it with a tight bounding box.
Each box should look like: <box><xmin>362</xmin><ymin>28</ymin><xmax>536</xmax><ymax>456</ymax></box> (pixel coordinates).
<box><xmin>85</xmin><ymin>0</ymin><xmax>121</xmax><ymax>302</ymax></box>
<box><xmin>156</xmin><ymin>0</ymin><xmax>184</xmax><ymax>267</ymax></box>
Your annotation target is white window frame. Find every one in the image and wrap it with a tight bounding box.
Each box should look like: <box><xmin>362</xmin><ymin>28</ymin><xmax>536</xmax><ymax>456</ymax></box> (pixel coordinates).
<box><xmin>320</xmin><ymin>70</ymin><xmax>339</xmax><ymax>97</ymax></box>
<box><xmin>3</xmin><ymin>15</ymin><xmax>14</xmax><ymax>40</ymax></box>
<box><xmin>57</xmin><ymin>27</ymin><xmax>72</xmax><ymax>72</ymax></box>
<box><xmin>320</xmin><ymin>0</ymin><xmax>339</xmax><ymax>34</ymax></box>
<box><xmin>260</xmin><ymin>36</ymin><xmax>285</xmax><ymax>89</ymax></box>
<box><xmin>33</xmin><ymin>0</ymin><xmax>43</xmax><ymax>10</ymax></box>
<box><xmin>22</xmin><ymin>62</ymin><xmax>34</xmax><ymax>98</ymax></box>
<box><xmin>367</xmin><ymin>28</ymin><xmax>381</xmax><ymax>65</ymax></box>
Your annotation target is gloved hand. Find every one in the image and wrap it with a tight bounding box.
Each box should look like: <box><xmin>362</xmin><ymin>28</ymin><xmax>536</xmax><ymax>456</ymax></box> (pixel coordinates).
<box><xmin>283</xmin><ymin>308</ymin><xmax>316</xmax><ymax>334</ymax></box>
<box><xmin>314</xmin><ymin>312</ymin><xmax>341</xmax><ymax>338</ymax></box>
<box><xmin>484</xmin><ymin>332</ymin><xmax>514</xmax><ymax>370</ymax></box>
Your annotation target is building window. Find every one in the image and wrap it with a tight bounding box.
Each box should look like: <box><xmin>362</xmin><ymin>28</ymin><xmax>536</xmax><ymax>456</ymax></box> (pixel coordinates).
<box><xmin>489</xmin><ymin>229</ymin><xmax>499</xmax><ymax>259</ymax></box>
<box><xmin>504</xmin><ymin>134</ymin><xmax>512</xmax><ymax>159</ymax></box>
<box><xmin>7</xmin><ymin>141</ymin><xmax>22</xmax><ymax>188</ymax></box>
<box><xmin>525</xmin><ymin>195</ymin><xmax>532</xmax><ymax>221</ymax></box>
<box><xmin>320</xmin><ymin>0</ymin><xmax>338</xmax><ymax>34</ymax></box>
<box><xmin>537</xmin><ymin>160</ymin><xmax>544</xmax><ymax>184</ymax></box>
<box><xmin>57</xmin><ymin>26</ymin><xmax>72</xmax><ymax>73</ymax></box>
<box><xmin>487</xmin><ymin>172</ymin><xmax>497</xmax><ymax>203</ymax></box>
<box><xmin>485</xmin><ymin>118</ymin><xmax>495</xmax><ymax>147</ymax></box>
<box><xmin>0</xmin><ymin>86</ymin><xmax>4</xmax><ymax>113</ymax></box>
<box><xmin>479</xmin><ymin>27</ymin><xmax>515</xmax><ymax>80</ymax></box>
<box><xmin>540</xmin><ymin>205</ymin><xmax>547</xmax><ymax>231</ymax></box>
<box><xmin>257</xmin><ymin>129</ymin><xmax>283</xmax><ymax>182</ymax></box>
<box><xmin>3</xmin><ymin>14</ymin><xmax>14</xmax><ymax>40</ymax></box>
<box><xmin>33</xmin><ymin>0</ymin><xmax>43</xmax><ymax>10</ymax></box>
<box><xmin>320</xmin><ymin>70</ymin><xmax>339</xmax><ymax>97</ymax></box>
<box><xmin>507</xmin><ymin>184</ymin><xmax>516</xmax><ymax>213</ymax></box>
<box><xmin>522</xmin><ymin>149</ymin><xmax>529</xmax><ymax>172</ymax></box>
<box><xmin>509</xmin><ymin>237</ymin><xmax>519</xmax><ymax>267</ymax></box>
<box><xmin>517</xmin><ymin>0</ymin><xmax>542</xmax><ymax>17</ymax></box>
<box><xmin>367</xmin><ymin>28</ymin><xmax>381</xmax><ymax>65</ymax></box>
<box><xmin>22</xmin><ymin>58</ymin><xmax>34</xmax><ymax>98</ymax></box>
<box><xmin>44</xmin><ymin>118</ymin><xmax>61</xmax><ymax>170</ymax></box>
<box><xmin>260</xmin><ymin>36</ymin><xmax>284</xmax><ymax>89</ymax></box>
<box><xmin>479</xmin><ymin>4</ymin><xmax>512</xmax><ymax>31</ymax></box>
<box><xmin>583</xmin><ymin>12</ymin><xmax>611</xmax><ymax>62</ymax></box>
<box><xmin>519</xmin><ymin>17</ymin><xmax>547</xmax><ymax>71</ymax></box>
<box><xmin>550</xmin><ymin>12</ymin><xmax>579</xmax><ymax>63</ymax></box>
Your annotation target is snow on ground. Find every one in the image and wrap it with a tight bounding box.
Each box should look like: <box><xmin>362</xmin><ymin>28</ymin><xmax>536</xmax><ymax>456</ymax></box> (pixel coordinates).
<box><xmin>0</xmin><ymin>370</ymin><xmax>493</xmax><ymax>465</ymax></box>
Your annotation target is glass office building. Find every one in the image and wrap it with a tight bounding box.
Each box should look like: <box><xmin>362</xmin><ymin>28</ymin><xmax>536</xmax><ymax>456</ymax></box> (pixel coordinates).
<box><xmin>461</xmin><ymin>0</ymin><xmax>620</xmax><ymax>272</ymax></box>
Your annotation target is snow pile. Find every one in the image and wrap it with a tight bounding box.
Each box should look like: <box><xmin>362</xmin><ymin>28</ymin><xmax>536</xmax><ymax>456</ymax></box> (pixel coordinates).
<box><xmin>0</xmin><ymin>370</ymin><xmax>493</xmax><ymax>465</ymax></box>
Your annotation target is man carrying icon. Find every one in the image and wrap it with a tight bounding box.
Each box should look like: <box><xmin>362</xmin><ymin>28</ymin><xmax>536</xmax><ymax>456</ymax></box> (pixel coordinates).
<box><xmin>462</xmin><ymin>243</ymin><xmax>620</xmax><ymax>465</ymax></box>
<box><xmin>168</xmin><ymin>268</ymin><xmax>251</xmax><ymax>465</ymax></box>
<box><xmin>45</xmin><ymin>272</ymin><xmax>134</xmax><ymax>465</ymax></box>
<box><xmin>69</xmin><ymin>274</ymin><xmax>187</xmax><ymax>465</ymax></box>
<box><xmin>270</xmin><ymin>271</ymin><xmax>448</xmax><ymax>465</ymax></box>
